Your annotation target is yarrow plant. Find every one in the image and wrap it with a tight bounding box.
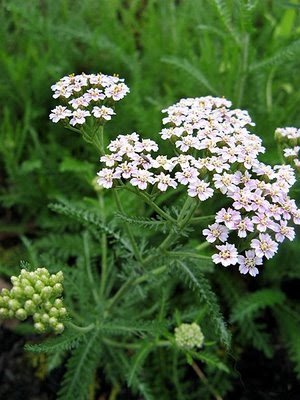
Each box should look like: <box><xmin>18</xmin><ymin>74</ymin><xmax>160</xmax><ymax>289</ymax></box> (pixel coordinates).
<box><xmin>1</xmin><ymin>71</ymin><xmax>299</xmax><ymax>400</ymax></box>
<box><xmin>96</xmin><ymin>96</ymin><xmax>300</xmax><ymax>277</ymax></box>
<box><xmin>275</xmin><ymin>127</ymin><xmax>300</xmax><ymax>170</ymax></box>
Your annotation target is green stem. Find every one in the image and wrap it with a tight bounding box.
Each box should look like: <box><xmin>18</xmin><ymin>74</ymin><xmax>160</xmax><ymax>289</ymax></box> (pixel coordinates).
<box><xmin>157</xmin><ymin>197</ymin><xmax>198</xmax><ymax>254</ymax></box>
<box><xmin>99</xmin><ymin>194</ymin><xmax>108</xmax><ymax>298</ymax></box>
<box><xmin>66</xmin><ymin>321</ymin><xmax>95</xmax><ymax>333</ymax></box>
<box><xmin>113</xmin><ymin>189</ymin><xmax>144</xmax><ymax>264</ymax></box>
<box><xmin>165</xmin><ymin>251</ymin><xmax>211</xmax><ymax>261</ymax></box>
<box><xmin>106</xmin><ymin>265</ymin><xmax>166</xmax><ymax>311</ymax></box>
<box><xmin>83</xmin><ymin>232</ymin><xmax>100</xmax><ymax>304</ymax></box>
<box><xmin>103</xmin><ymin>338</ymin><xmax>170</xmax><ymax>350</ymax></box>
<box><xmin>191</xmin><ymin>215</ymin><xmax>215</xmax><ymax>224</ymax></box>
<box><xmin>122</xmin><ymin>185</ymin><xmax>177</xmax><ymax>224</ymax></box>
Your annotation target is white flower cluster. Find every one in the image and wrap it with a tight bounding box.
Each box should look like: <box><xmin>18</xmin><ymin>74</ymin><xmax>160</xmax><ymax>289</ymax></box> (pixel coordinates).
<box><xmin>0</xmin><ymin>268</ymin><xmax>66</xmax><ymax>334</ymax></box>
<box><xmin>175</xmin><ymin>322</ymin><xmax>204</xmax><ymax>349</ymax></box>
<box><xmin>275</xmin><ymin>127</ymin><xmax>300</xmax><ymax>169</ymax></box>
<box><xmin>97</xmin><ymin>96</ymin><xmax>300</xmax><ymax>277</ymax></box>
<box><xmin>49</xmin><ymin>72</ymin><xmax>129</xmax><ymax>126</ymax></box>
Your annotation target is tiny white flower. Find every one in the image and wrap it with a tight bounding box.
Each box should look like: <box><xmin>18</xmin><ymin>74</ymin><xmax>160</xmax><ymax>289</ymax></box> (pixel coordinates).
<box><xmin>154</xmin><ymin>172</ymin><xmax>177</xmax><ymax>191</ymax></box>
<box><xmin>212</xmin><ymin>243</ymin><xmax>238</xmax><ymax>267</ymax></box>
<box><xmin>92</xmin><ymin>106</ymin><xmax>115</xmax><ymax>120</ymax></box>
<box><xmin>70</xmin><ymin>109</ymin><xmax>90</xmax><ymax>126</ymax></box>
<box><xmin>187</xmin><ymin>180</ymin><xmax>214</xmax><ymax>201</ymax></box>
<box><xmin>49</xmin><ymin>106</ymin><xmax>72</xmax><ymax>123</ymax></box>
<box><xmin>130</xmin><ymin>170</ymin><xmax>154</xmax><ymax>190</ymax></box>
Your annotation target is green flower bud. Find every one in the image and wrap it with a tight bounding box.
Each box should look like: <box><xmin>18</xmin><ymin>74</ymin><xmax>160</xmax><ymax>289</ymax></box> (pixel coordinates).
<box><xmin>23</xmin><ymin>285</ymin><xmax>35</xmax><ymax>297</ymax></box>
<box><xmin>8</xmin><ymin>299</ymin><xmax>21</xmax><ymax>311</ymax></box>
<box><xmin>33</xmin><ymin>312</ymin><xmax>41</xmax><ymax>322</ymax></box>
<box><xmin>53</xmin><ymin>283</ymin><xmax>63</xmax><ymax>295</ymax></box>
<box><xmin>24</xmin><ymin>300</ymin><xmax>36</xmax><ymax>313</ymax></box>
<box><xmin>20</xmin><ymin>278</ymin><xmax>31</xmax><ymax>287</ymax></box>
<box><xmin>49</xmin><ymin>317</ymin><xmax>58</xmax><ymax>327</ymax></box>
<box><xmin>54</xmin><ymin>298</ymin><xmax>63</xmax><ymax>308</ymax></box>
<box><xmin>50</xmin><ymin>272</ymin><xmax>63</xmax><ymax>285</ymax></box>
<box><xmin>49</xmin><ymin>307</ymin><xmax>59</xmax><ymax>317</ymax></box>
<box><xmin>32</xmin><ymin>294</ymin><xmax>41</xmax><ymax>304</ymax></box>
<box><xmin>1</xmin><ymin>288</ymin><xmax>10</xmax><ymax>296</ymax></box>
<box><xmin>41</xmin><ymin>286</ymin><xmax>52</xmax><ymax>299</ymax></box>
<box><xmin>41</xmin><ymin>313</ymin><xmax>50</xmax><ymax>324</ymax></box>
<box><xmin>0</xmin><ymin>308</ymin><xmax>9</xmax><ymax>318</ymax></box>
<box><xmin>34</xmin><ymin>322</ymin><xmax>45</xmax><ymax>333</ymax></box>
<box><xmin>11</xmin><ymin>276</ymin><xmax>19</xmax><ymax>285</ymax></box>
<box><xmin>59</xmin><ymin>307</ymin><xmax>67</xmax><ymax>317</ymax></box>
<box><xmin>15</xmin><ymin>308</ymin><xmax>27</xmax><ymax>321</ymax></box>
<box><xmin>2</xmin><ymin>295</ymin><xmax>10</xmax><ymax>304</ymax></box>
<box><xmin>44</xmin><ymin>301</ymin><xmax>52</xmax><ymax>311</ymax></box>
<box><xmin>175</xmin><ymin>323</ymin><xmax>204</xmax><ymax>350</ymax></box>
<box><xmin>35</xmin><ymin>280</ymin><xmax>45</xmax><ymax>292</ymax></box>
<box><xmin>20</xmin><ymin>269</ymin><xmax>30</xmax><ymax>278</ymax></box>
<box><xmin>11</xmin><ymin>286</ymin><xmax>23</xmax><ymax>298</ymax></box>
<box><xmin>54</xmin><ymin>323</ymin><xmax>64</xmax><ymax>334</ymax></box>
<box><xmin>1</xmin><ymin>267</ymin><xmax>66</xmax><ymax>334</ymax></box>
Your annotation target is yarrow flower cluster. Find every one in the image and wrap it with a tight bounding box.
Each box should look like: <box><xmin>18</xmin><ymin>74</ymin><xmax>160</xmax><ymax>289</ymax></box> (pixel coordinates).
<box><xmin>174</xmin><ymin>322</ymin><xmax>204</xmax><ymax>349</ymax></box>
<box><xmin>49</xmin><ymin>72</ymin><xmax>129</xmax><ymax>126</ymax></box>
<box><xmin>0</xmin><ymin>268</ymin><xmax>66</xmax><ymax>334</ymax></box>
<box><xmin>96</xmin><ymin>96</ymin><xmax>299</xmax><ymax>277</ymax></box>
<box><xmin>275</xmin><ymin>127</ymin><xmax>300</xmax><ymax>170</ymax></box>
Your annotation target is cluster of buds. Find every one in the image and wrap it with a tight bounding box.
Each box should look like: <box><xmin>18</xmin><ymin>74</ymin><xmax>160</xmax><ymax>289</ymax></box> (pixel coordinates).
<box><xmin>175</xmin><ymin>322</ymin><xmax>204</xmax><ymax>349</ymax></box>
<box><xmin>0</xmin><ymin>268</ymin><xmax>66</xmax><ymax>334</ymax></box>
<box><xmin>275</xmin><ymin>127</ymin><xmax>300</xmax><ymax>170</ymax></box>
<box><xmin>49</xmin><ymin>72</ymin><xmax>129</xmax><ymax>126</ymax></box>
<box><xmin>96</xmin><ymin>96</ymin><xmax>299</xmax><ymax>277</ymax></box>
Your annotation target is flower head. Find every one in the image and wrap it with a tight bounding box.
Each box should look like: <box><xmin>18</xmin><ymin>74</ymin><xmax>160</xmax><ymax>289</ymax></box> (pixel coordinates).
<box><xmin>212</xmin><ymin>243</ymin><xmax>238</xmax><ymax>267</ymax></box>
<box><xmin>0</xmin><ymin>268</ymin><xmax>66</xmax><ymax>334</ymax></box>
<box><xmin>238</xmin><ymin>250</ymin><xmax>262</xmax><ymax>276</ymax></box>
<box><xmin>175</xmin><ymin>322</ymin><xmax>204</xmax><ymax>349</ymax></box>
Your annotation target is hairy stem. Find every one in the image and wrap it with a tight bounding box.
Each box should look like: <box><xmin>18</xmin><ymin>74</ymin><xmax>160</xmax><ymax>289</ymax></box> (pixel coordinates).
<box><xmin>66</xmin><ymin>321</ymin><xmax>95</xmax><ymax>333</ymax></box>
<box><xmin>191</xmin><ymin>361</ymin><xmax>223</xmax><ymax>400</ymax></box>
<box><xmin>122</xmin><ymin>185</ymin><xmax>177</xmax><ymax>224</ymax></box>
<box><xmin>99</xmin><ymin>193</ymin><xmax>108</xmax><ymax>298</ymax></box>
<box><xmin>83</xmin><ymin>232</ymin><xmax>100</xmax><ymax>304</ymax></box>
<box><xmin>113</xmin><ymin>189</ymin><xmax>144</xmax><ymax>264</ymax></box>
<box><xmin>106</xmin><ymin>265</ymin><xmax>166</xmax><ymax>311</ymax></box>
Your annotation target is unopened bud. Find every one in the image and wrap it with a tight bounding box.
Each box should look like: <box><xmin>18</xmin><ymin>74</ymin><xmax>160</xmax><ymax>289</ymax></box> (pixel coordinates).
<box><xmin>15</xmin><ymin>308</ymin><xmax>27</xmax><ymax>321</ymax></box>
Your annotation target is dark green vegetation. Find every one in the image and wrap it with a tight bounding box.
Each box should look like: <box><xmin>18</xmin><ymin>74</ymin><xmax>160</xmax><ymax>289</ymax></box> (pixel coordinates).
<box><xmin>1</xmin><ymin>1</ymin><xmax>300</xmax><ymax>399</ymax></box>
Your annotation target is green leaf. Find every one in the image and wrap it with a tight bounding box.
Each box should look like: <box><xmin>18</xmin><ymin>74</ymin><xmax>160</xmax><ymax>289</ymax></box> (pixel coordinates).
<box><xmin>128</xmin><ymin>342</ymin><xmax>153</xmax><ymax>386</ymax></box>
<box><xmin>230</xmin><ymin>289</ymin><xmax>286</xmax><ymax>322</ymax></box>
<box><xmin>25</xmin><ymin>329</ymin><xmax>85</xmax><ymax>353</ymax></box>
<box><xmin>58</xmin><ymin>329</ymin><xmax>101</xmax><ymax>400</ymax></box>
<box><xmin>172</xmin><ymin>260</ymin><xmax>231</xmax><ymax>348</ymax></box>
<box><xmin>161</xmin><ymin>56</ymin><xmax>218</xmax><ymax>94</ymax></box>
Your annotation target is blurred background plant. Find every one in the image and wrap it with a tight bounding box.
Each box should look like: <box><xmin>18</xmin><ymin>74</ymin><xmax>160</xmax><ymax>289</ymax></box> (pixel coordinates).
<box><xmin>1</xmin><ymin>0</ymin><xmax>300</xmax><ymax>399</ymax></box>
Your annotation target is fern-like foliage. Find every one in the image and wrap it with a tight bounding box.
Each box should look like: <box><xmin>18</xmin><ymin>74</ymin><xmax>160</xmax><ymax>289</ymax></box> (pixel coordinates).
<box><xmin>57</xmin><ymin>329</ymin><xmax>101</xmax><ymax>400</ymax></box>
<box><xmin>115</xmin><ymin>211</ymin><xmax>174</xmax><ymax>234</ymax></box>
<box><xmin>49</xmin><ymin>202</ymin><xmax>129</xmax><ymax>250</ymax></box>
<box><xmin>275</xmin><ymin>308</ymin><xmax>300</xmax><ymax>379</ymax></box>
<box><xmin>170</xmin><ymin>260</ymin><xmax>231</xmax><ymax>348</ymax></box>
<box><xmin>230</xmin><ymin>289</ymin><xmax>286</xmax><ymax>322</ymax></box>
<box><xmin>25</xmin><ymin>329</ymin><xmax>86</xmax><ymax>353</ymax></box>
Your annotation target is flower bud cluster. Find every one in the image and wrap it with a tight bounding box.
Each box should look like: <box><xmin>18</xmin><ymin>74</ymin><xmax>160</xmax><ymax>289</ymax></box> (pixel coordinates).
<box><xmin>97</xmin><ymin>96</ymin><xmax>299</xmax><ymax>277</ymax></box>
<box><xmin>275</xmin><ymin>127</ymin><xmax>300</xmax><ymax>170</ymax></box>
<box><xmin>0</xmin><ymin>268</ymin><xmax>66</xmax><ymax>334</ymax></box>
<box><xmin>49</xmin><ymin>72</ymin><xmax>129</xmax><ymax>126</ymax></box>
<box><xmin>175</xmin><ymin>322</ymin><xmax>204</xmax><ymax>349</ymax></box>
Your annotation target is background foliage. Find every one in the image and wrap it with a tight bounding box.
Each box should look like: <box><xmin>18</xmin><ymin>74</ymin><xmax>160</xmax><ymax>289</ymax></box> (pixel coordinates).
<box><xmin>1</xmin><ymin>0</ymin><xmax>300</xmax><ymax>399</ymax></box>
